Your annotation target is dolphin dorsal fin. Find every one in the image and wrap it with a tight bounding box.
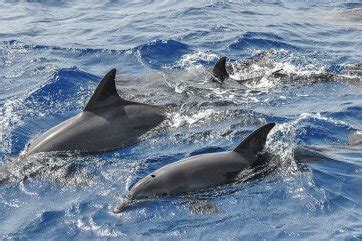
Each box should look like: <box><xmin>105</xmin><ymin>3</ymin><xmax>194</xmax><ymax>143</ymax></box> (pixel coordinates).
<box><xmin>234</xmin><ymin>123</ymin><xmax>275</xmax><ymax>154</ymax></box>
<box><xmin>85</xmin><ymin>69</ymin><xmax>124</xmax><ymax>111</ymax></box>
<box><xmin>210</xmin><ymin>57</ymin><xmax>229</xmax><ymax>82</ymax></box>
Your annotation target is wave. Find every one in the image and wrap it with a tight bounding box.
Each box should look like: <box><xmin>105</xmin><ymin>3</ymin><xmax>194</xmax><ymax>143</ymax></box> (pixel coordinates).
<box><xmin>132</xmin><ymin>39</ymin><xmax>191</xmax><ymax>68</ymax></box>
<box><xmin>2</xmin><ymin>39</ymin><xmax>192</xmax><ymax>70</ymax></box>
<box><xmin>229</xmin><ymin>32</ymin><xmax>299</xmax><ymax>51</ymax></box>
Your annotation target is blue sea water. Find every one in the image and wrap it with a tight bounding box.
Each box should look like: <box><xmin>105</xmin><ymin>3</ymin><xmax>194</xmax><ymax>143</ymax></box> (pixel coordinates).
<box><xmin>0</xmin><ymin>0</ymin><xmax>361</xmax><ymax>240</ymax></box>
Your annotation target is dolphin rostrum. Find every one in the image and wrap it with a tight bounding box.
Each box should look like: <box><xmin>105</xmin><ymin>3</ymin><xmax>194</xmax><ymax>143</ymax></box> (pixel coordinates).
<box><xmin>22</xmin><ymin>69</ymin><xmax>166</xmax><ymax>156</ymax></box>
<box><xmin>114</xmin><ymin>123</ymin><xmax>275</xmax><ymax>213</ymax></box>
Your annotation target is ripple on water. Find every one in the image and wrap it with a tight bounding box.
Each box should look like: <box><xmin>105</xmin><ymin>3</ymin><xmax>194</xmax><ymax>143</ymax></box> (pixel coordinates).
<box><xmin>0</xmin><ymin>0</ymin><xmax>361</xmax><ymax>240</ymax></box>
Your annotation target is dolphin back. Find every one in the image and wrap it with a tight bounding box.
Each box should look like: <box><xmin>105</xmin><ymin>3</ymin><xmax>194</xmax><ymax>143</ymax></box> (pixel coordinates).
<box><xmin>233</xmin><ymin>123</ymin><xmax>275</xmax><ymax>154</ymax></box>
<box><xmin>84</xmin><ymin>69</ymin><xmax>129</xmax><ymax>111</ymax></box>
<box><xmin>210</xmin><ymin>57</ymin><xmax>229</xmax><ymax>82</ymax></box>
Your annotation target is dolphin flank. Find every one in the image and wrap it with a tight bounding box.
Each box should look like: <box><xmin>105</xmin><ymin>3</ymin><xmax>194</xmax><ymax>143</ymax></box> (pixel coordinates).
<box><xmin>114</xmin><ymin>123</ymin><xmax>275</xmax><ymax>213</ymax></box>
<box><xmin>22</xmin><ymin>69</ymin><xmax>166</xmax><ymax>156</ymax></box>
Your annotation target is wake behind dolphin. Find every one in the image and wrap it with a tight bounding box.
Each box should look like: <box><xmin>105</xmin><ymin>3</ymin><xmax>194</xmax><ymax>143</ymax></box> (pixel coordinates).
<box><xmin>114</xmin><ymin>123</ymin><xmax>276</xmax><ymax>213</ymax></box>
<box><xmin>22</xmin><ymin>69</ymin><xmax>166</xmax><ymax>156</ymax></box>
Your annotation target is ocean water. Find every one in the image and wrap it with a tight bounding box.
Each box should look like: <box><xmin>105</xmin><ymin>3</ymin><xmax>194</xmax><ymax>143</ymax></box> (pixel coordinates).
<box><xmin>0</xmin><ymin>0</ymin><xmax>361</xmax><ymax>240</ymax></box>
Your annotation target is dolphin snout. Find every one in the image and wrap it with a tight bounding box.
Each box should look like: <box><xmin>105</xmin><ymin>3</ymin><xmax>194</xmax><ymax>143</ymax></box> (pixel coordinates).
<box><xmin>113</xmin><ymin>198</ymin><xmax>133</xmax><ymax>213</ymax></box>
<box><xmin>113</xmin><ymin>198</ymin><xmax>145</xmax><ymax>213</ymax></box>
<box><xmin>113</xmin><ymin>174</ymin><xmax>161</xmax><ymax>213</ymax></box>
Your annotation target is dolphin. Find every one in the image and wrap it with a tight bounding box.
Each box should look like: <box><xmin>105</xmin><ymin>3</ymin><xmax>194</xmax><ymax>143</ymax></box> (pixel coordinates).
<box><xmin>22</xmin><ymin>69</ymin><xmax>166</xmax><ymax>156</ymax></box>
<box><xmin>209</xmin><ymin>51</ymin><xmax>275</xmax><ymax>83</ymax></box>
<box><xmin>114</xmin><ymin>123</ymin><xmax>276</xmax><ymax>213</ymax></box>
<box><xmin>210</xmin><ymin>55</ymin><xmax>334</xmax><ymax>84</ymax></box>
<box><xmin>211</xmin><ymin>55</ymin><xmax>362</xmax><ymax>85</ymax></box>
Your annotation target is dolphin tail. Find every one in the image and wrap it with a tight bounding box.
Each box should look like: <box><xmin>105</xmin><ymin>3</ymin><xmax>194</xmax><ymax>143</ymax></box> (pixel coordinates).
<box><xmin>234</xmin><ymin>123</ymin><xmax>275</xmax><ymax>154</ymax></box>
<box><xmin>210</xmin><ymin>57</ymin><xmax>229</xmax><ymax>83</ymax></box>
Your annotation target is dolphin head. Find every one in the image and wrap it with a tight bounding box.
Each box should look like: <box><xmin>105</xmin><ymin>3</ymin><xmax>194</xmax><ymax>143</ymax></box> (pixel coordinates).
<box><xmin>113</xmin><ymin>173</ymin><xmax>167</xmax><ymax>213</ymax></box>
<box><xmin>129</xmin><ymin>173</ymin><xmax>168</xmax><ymax>199</ymax></box>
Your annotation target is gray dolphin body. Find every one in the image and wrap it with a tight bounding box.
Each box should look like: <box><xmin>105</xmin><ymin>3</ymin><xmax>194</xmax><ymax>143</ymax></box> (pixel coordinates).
<box><xmin>114</xmin><ymin>123</ymin><xmax>275</xmax><ymax>213</ymax></box>
<box><xmin>23</xmin><ymin>69</ymin><xmax>166</xmax><ymax>156</ymax></box>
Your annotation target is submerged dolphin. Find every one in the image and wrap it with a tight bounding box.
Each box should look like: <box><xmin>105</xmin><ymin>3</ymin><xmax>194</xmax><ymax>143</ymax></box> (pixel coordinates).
<box><xmin>22</xmin><ymin>69</ymin><xmax>166</xmax><ymax>156</ymax></box>
<box><xmin>114</xmin><ymin>123</ymin><xmax>275</xmax><ymax>213</ymax></box>
<box><xmin>211</xmin><ymin>55</ymin><xmax>362</xmax><ymax>84</ymax></box>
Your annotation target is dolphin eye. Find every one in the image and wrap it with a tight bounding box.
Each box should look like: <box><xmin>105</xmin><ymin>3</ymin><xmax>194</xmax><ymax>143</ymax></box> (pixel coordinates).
<box><xmin>151</xmin><ymin>174</ymin><xmax>156</xmax><ymax>178</ymax></box>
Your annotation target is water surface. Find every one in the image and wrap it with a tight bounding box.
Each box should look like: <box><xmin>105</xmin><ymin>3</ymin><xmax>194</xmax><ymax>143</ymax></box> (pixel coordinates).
<box><xmin>0</xmin><ymin>1</ymin><xmax>361</xmax><ymax>240</ymax></box>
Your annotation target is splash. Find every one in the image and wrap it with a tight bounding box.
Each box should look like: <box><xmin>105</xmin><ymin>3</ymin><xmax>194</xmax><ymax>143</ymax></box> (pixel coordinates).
<box><xmin>169</xmin><ymin>109</ymin><xmax>216</xmax><ymax>128</ymax></box>
<box><xmin>265</xmin><ymin>118</ymin><xmax>328</xmax><ymax>212</ymax></box>
<box><xmin>75</xmin><ymin>217</ymin><xmax>126</xmax><ymax>237</ymax></box>
<box><xmin>176</xmin><ymin>51</ymin><xmax>219</xmax><ymax>71</ymax></box>
<box><xmin>1</xmin><ymin>98</ymin><xmax>25</xmax><ymax>156</ymax></box>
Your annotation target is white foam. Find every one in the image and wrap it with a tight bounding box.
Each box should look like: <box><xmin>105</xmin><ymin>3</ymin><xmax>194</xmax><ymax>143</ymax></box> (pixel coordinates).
<box><xmin>177</xmin><ymin>51</ymin><xmax>218</xmax><ymax>70</ymax></box>
<box><xmin>1</xmin><ymin>98</ymin><xmax>24</xmax><ymax>155</ymax></box>
<box><xmin>76</xmin><ymin>217</ymin><xmax>126</xmax><ymax>237</ymax></box>
<box><xmin>169</xmin><ymin>109</ymin><xmax>216</xmax><ymax>128</ymax></box>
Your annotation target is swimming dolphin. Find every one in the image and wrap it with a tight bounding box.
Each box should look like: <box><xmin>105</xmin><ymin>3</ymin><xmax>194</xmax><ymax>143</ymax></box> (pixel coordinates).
<box><xmin>210</xmin><ymin>51</ymin><xmax>275</xmax><ymax>83</ymax></box>
<box><xmin>210</xmin><ymin>55</ymin><xmax>333</xmax><ymax>84</ymax></box>
<box><xmin>114</xmin><ymin>123</ymin><xmax>275</xmax><ymax>213</ymax></box>
<box><xmin>22</xmin><ymin>69</ymin><xmax>166</xmax><ymax>156</ymax></box>
<box><xmin>212</xmin><ymin>55</ymin><xmax>362</xmax><ymax>85</ymax></box>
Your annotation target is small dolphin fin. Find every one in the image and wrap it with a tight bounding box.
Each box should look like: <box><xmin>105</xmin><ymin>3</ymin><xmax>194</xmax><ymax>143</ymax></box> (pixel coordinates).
<box><xmin>210</xmin><ymin>57</ymin><xmax>229</xmax><ymax>82</ymax></box>
<box><xmin>85</xmin><ymin>69</ymin><xmax>125</xmax><ymax>111</ymax></box>
<box><xmin>234</xmin><ymin>123</ymin><xmax>275</xmax><ymax>154</ymax></box>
